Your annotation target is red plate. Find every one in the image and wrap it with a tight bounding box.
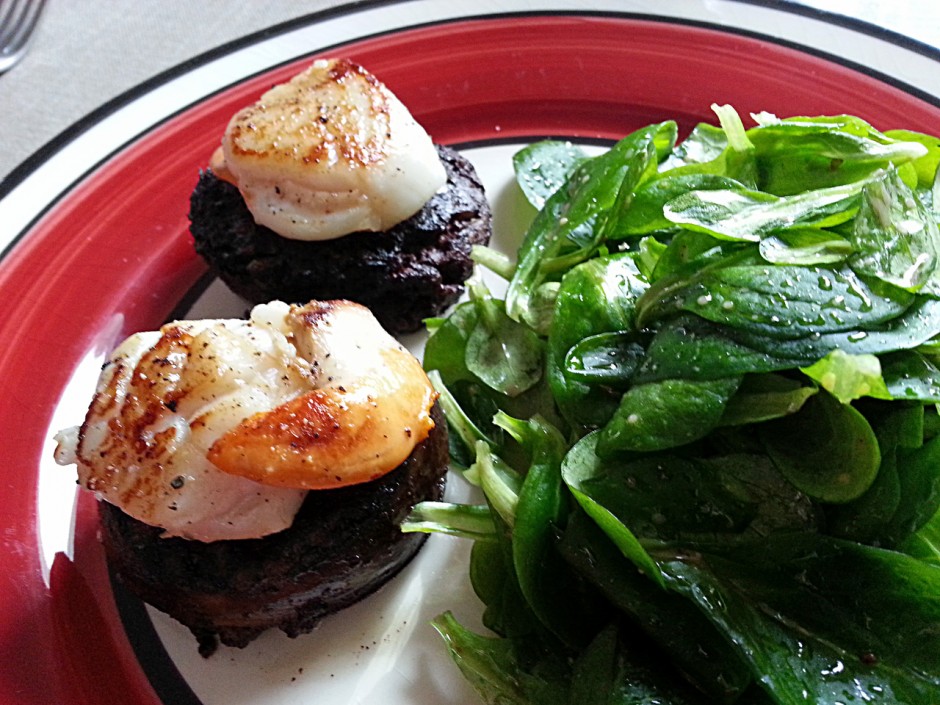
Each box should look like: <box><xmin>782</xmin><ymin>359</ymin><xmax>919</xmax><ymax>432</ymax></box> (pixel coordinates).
<box><xmin>1</xmin><ymin>9</ymin><xmax>938</xmax><ymax>705</ymax></box>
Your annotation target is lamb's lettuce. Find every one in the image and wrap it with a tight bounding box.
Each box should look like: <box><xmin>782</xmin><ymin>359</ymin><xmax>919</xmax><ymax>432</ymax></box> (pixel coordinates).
<box><xmin>407</xmin><ymin>107</ymin><xmax>940</xmax><ymax>705</ymax></box>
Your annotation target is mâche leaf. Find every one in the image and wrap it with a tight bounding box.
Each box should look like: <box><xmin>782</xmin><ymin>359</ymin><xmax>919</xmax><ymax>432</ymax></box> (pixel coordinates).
<box><xmin>418</xmin><ymin>111</ymin><xmax>940</xmax><ymax>705</ymax></box>
<box><xmin>662</xmin><ymin>179</ymin><xmax>867</xmax><ymax>242</ymax></box>
<box><xmin>547</xmin><ymin>254</ymin><xmax>648</xmax><ymax>428</ymax></box>
<box><xmin>800</xmin><ymin>349</ymin><xmax>891</xmax><ymax>403</ymax></box>
<box><xmin>637</xmin><ymin>256</ymin><xmax>915</xmax><ymax>338</ymax></box>
<box><xmin>563</xmin><ymin>331</ymin><xmax>646</xmax><ymax>385</ymax></box>
<box><xmin>597</xmin><ymin>376</ymin><xmax>742</xmax><ymax>454</ymax></box>
<box><xmin>651</xmin><ymin>536</ymin><xmax>940</xmax><ymax>704</ymax></box>
<box><xmin>718</xmin><ymin>373</ymin><xmax>818</xmax><ymax>426</ymax></box>
<box><xmin>745</xmin><ymin>113</ymin><xmax>929</xmax><ymax>195</ymax></box>
<box><xmin>561</xmin><ymin>514</ymin><xmax>754</xmax><ymax>702</ymax></box>
<box><xmin>499</xmin><ymin>413</ymin><xmax>600</xmax><ymax>647</ymax></box>
<box><xmin>512</xmin><ymin>140</ymin><xmax>589</xmax><ymax>209</ymax></box>
<box><xmin>849</xmin><ymin>167</ymin><xmax>940</xmax><ymax>294</ymax></box>
<box><xmin>401</xmin><ymin>501</ymin><xmax>496</xmax><ymax>540</ymax></box>
<box><xmin>610</xmin><ymin>173</ymin><xmax>746</xmax><ymax>237</ymax></box>
<box><xmin>760</xmin><ymin>390</ymin><xmax>881</xmax><ymax>503</ymax></box>
<box><xmin>758</xmin><ymin>227</ymin><xmax>854</xmax><ymax>265</ymax></box>
<box><xmin>884</xmin><ymin>129</ymin><xmax>940</xmax><ymax>191</ymax></box>
<box><xmin>466</xmin><ymin>282</ymin><xmax>545</xmax><ymax>397</ymax></box>
<box><xmin>506</xmin><ymin>122</ymin><xmax>676</xmax><ymax>324</ymax></box>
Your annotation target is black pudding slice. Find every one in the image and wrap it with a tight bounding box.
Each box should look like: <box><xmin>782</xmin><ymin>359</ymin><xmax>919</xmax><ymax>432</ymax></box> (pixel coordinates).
<box><xmin>99</xmin><ymin>403</ymin><xmax>449</xmax><ymax>657</ymax></box>
<box><xmin>189</xmin><ymin>145</ymin><xmax>492</xmax><ymax>334</ymax></box>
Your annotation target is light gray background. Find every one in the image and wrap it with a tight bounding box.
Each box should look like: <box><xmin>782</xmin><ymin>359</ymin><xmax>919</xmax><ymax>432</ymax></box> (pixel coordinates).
<box><xmin>0</xmin><ymin>1</ymin><xmax>335</xmax><ymax>183</ymax></box>
<box><xmin>0</xmin><ymin>0</ymin><xmax>937</xmax><ymax>185</ymax></box>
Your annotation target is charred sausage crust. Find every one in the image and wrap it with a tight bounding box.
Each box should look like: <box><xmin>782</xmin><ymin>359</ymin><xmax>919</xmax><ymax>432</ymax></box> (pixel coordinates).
<box><xmin>100</xmin><ymin>403</ymin><xmax>449</xmax><ymax>656</ymax></box>
<box><xmin>189</xmin><ymin>145</ymin><xmax>492</xmax><ymax>334</ymax></box>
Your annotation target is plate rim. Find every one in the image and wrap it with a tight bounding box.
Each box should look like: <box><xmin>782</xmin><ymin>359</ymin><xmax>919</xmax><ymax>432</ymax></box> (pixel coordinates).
<box><xmin>3</xmin><ymin>2</ymin><xmax>940</xmax><ymax>704</ymax></box>
<box><xmin>2</xmin><ymin>0</ymin><xmax>939</xmax><ymax>261</ymax></box>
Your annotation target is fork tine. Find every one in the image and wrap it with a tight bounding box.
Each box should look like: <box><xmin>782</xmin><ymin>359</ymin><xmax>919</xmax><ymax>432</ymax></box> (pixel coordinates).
<box><xmin>0</xmin><ymin>0</ymin><xmax>24</xmax><ymax>32</ymax></box>
<box><xmin>0</xmin><ymin>0</ymin><xmax>24</xmax><ymax>43</ymax></box>
<box><xmin>6</xmin><ymin>0</ymin><xmax>40</xmax><ymax>47</ymax></box>
<box><xmin>0</xmin><ymin>0</ymin><xmax>43</xmax><ymax>72</ymax></box>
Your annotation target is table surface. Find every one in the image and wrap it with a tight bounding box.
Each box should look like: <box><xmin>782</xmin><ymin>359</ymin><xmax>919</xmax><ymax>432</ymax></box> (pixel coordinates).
<box><xmin>0</xmin><ymin>0</ymin><xmax>938</xmax><ymax>186</ymax></box>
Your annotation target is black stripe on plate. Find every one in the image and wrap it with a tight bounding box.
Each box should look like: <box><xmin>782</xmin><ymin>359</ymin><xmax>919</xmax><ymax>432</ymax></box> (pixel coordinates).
<box><xmin>1</xmin><ymin>3</ymin><xmax>937</xmax><ymax>266</ymax></box>
<box><xmin>30</xmin><ymin>4</ymin><xmax>936</xmax><ymax>702</ymax></box>
<box><xmin>109</xmin><ymin>568</ymin><xmax>205</xmax><ymax>705</ymax></box>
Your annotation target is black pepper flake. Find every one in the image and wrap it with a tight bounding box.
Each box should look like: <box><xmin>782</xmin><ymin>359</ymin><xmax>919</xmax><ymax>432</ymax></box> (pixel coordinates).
<box><xmin>170</xmin><ymin>475</ymin><xmax>185</xmax><ymax>489</ymax></box>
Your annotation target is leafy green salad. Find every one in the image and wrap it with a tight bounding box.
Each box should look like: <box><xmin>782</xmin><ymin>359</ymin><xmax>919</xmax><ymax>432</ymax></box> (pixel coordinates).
<box><xmin>403</xmin><ymin>106</ymin><xmax>940</xmax><ymax>705</ymax></box>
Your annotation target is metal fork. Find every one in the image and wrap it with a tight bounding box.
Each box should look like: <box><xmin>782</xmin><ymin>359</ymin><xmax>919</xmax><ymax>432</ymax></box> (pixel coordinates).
<box><xmin>0</xmin><ymin>0</ymin><xmax>45</xmax><ymax>75</ymax></box>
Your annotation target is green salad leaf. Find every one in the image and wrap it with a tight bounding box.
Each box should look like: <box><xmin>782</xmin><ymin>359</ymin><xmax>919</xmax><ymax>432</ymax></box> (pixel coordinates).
<box><xmin>506</xmin><ymin>122</ymin><xmax>676</xmax><ymax>325</ymax></box>
<box><xmin>408</xmin><ymin>107</ymin><xmax>940</xmax><ymax>705</ymax></box>
<box><xmin>512</xmin><ymin>140</ymin><xmax>588</xmax><ymax>209</ymax></box>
